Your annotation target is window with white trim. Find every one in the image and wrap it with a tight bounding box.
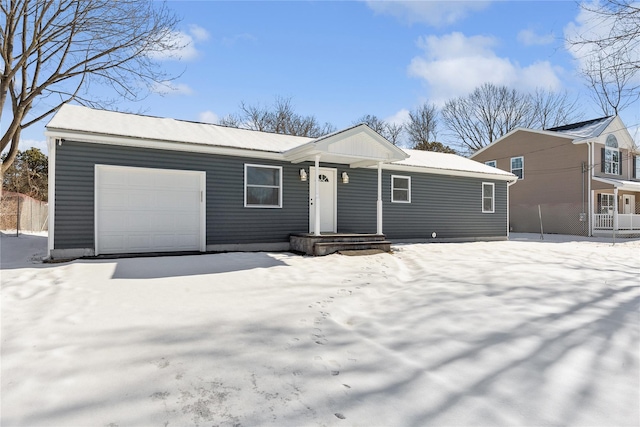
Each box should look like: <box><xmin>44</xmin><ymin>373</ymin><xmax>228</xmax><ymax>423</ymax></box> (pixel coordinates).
<box><xmin>599</xmin><ymin>193</ymin><xmax>615</xmax><ymax>214</ymax></box>
<box><xmin>482</xmin><ymin>182</ymin><xmax>495</xmax><ymax>213</ymax></box>
<box><xmin>635</xmin><ymin>155</ymin><xmax>640</xmax><ymax>179</ymax></box>
<box><xmin>604</xmin><ymin>134</ymin><xmax>620</xmax><ymax>175</ymax></box>
<box><xmin>511</xmin><ymin>156</ymin><xmax>524</xmax><ymax>179</ymax></box>
<box><xmin>485</xmin><ymin>160</ymin><xmax>497</xmax><ymax>168</ymax></box>
<box><xmin>244</xmin><ymin>164</ymin><xmax>282</xmax><ymax>208</ymax></box>
<box><xmin>391</xmin><ymin>175</ymin><xmax>411</xmax><ymax>203</ymax></box>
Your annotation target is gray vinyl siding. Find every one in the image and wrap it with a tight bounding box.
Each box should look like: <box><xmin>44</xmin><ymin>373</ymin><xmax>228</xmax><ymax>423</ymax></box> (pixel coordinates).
<box><xmin>54</xmin><ymin>141</ymin><xmax>507</xmax><ymax>251</ymax></box>
<box><xmin>335</xmin><ymin>168</ymin><xmax>507</xmax><ymax>238</ymax></box>
<box><xmin>54</xmin><ymin>140</ymin><xmax>308</xmax><ymax>249</ymax></box>
<box><xmin>382</xmin><ymin>172</ymin><xmax>507</xmax><ymax>239</ymax></box>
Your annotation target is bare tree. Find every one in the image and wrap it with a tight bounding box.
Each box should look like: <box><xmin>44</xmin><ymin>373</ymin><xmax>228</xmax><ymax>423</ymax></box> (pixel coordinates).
<box><xmin>530</xmin><ymin>88</ymin><xmax>583</xmax><ymax>129</ymax></box>
<box><xmin>442</xmin><ymin>83</ymin><xmax>583</xmax><ymax>153</ymax></box>
<box><xmin>581</xmin><ymin>50</ymin><xmax>638</xmax><ymax>115</ymax></box>
<box><xmin>404</xmin><ymin>103</ymin><xmax>454</xmax><ymax>153</ymax></box>
<box><xmin>441</xmin><ymin>83</ymin><xmax>531</xmax><ymax>153</ymax></box>
<box><xmin>220</xmin><ymin>96</ymin><xmax>335</xmax><ymax>138</ymax></box>
<box><xmin>567</xmin><ymin>0</ymin><xmax>639</xmax><ymax>115</ymax></box>
<box><xmin>354</xmin><ymin>114</ymin><xmax>403</xmax><ymax>145</ymax></box>
<box><xmin>1</xmin><ymin>0</ymin><xmax>182</xmax><ymax>173</ymax></box>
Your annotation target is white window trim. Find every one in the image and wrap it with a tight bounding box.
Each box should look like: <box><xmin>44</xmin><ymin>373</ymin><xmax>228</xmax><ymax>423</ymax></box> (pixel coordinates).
<box><xmin>604</xmin><ymin>147</ymin><xmax>620</xmax><ymax>175</ymax></box>
<box><xmin>244</xmin><ymin>164</ymin><xmax>283</xmax><ymax>208</ymax></box>
<box><xmin>485</xmin><ymin>160</ymin><xmax>497</xmax><ymax>168</ymax></box>
<box><xmin>600</xmin><ymin>193</ymin><xmax>615</xmax><ymax>214</ymax></box>
<box><xmin>482</xmin><ymin>182</ymin><xmax>495</xmax><ymax>213</ymax></box>
<box><xmin>391</xmin><ymin>175</ymin><xmax>411</xmax><ymax>203</ymax></box>
<box><xmin>511</xmin><ymin>156</ymin><xmax>524</xmax><ymax>180</ymax></box>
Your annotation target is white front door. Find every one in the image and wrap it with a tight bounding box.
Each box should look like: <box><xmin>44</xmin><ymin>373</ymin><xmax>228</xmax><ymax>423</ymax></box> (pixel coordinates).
<box><xmin>623</xmin><ymin>195</ymin><xmax>635</xmax><ymax>214</ymax></box>
<box><xmin>309</xmin><ymin>167</ymin><xmax>337</xmax><ymax>233</ymax></box>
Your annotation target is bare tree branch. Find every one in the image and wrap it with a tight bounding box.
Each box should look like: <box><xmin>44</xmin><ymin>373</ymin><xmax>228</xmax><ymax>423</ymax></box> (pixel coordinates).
<box><xmin>1</xmin><ymin>0</ymin><xmax>182</xmax><ymax>173</ymax></box>
<box><xmin>567</xmin><ymin>0</ymin><xmax>639</xmax><ymax>115</ymax></box>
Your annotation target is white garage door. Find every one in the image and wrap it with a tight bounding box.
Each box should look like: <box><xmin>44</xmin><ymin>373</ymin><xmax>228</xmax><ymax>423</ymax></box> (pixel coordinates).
<box><xmin>95</xmin><ymin>165</ymin><xmax>205</xmax><ymax>255</ymax></box>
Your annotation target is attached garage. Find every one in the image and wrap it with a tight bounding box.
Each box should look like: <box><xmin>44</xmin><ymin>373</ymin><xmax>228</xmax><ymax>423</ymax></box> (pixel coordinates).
<box><xmin>95</xmin><ymin>165</ymin><xmax>206</xmax><ymax>255</ymax></box>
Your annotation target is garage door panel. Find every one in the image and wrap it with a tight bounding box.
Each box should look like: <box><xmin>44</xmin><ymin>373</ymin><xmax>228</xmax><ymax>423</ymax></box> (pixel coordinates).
<box><xmin>96</xmin><ymin>165</ymin><xmax>205</xmax><ymax>255</ymax></box>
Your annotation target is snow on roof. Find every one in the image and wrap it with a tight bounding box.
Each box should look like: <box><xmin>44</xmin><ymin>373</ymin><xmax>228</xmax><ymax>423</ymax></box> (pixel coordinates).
<box><xmin>46</xmin><ymin>104</ymin><xmax>314</xmax><ymax>153</ymax></box>
<box><xmin>397</xmin><ymin>148</ymin><xmax>515</xmax><ymax>178</ymax></box>
<box><xmin>546</xmin><ymin>116</ymin><xmax>614</xmax><ymax>139</ymax></box>
<box><xmin>47</xmin><ymin>105</ymin><xmax>514</xmax><ymax>179</ymax></box>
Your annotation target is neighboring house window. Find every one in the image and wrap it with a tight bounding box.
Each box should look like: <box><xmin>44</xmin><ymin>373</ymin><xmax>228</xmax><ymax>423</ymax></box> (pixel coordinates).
<box><xmin>485</xmin><ymin>160</ymin><xmax>497</xmax><ymax>168</ymax></box>
<box><xmin>244</xmin><ymin>164</ymin><xmax>282</xmax><ymax>208</ymax></box>
<box><xmin>391</xmin><ymin>175</ymin><xmax>411</xmax><ymax>203</ymax></box>
<box><xmin>634</xmin><ymin>155</ymin><xmax>639</xmax><ymax>179</ymax></box>
<box><xmin>598</xmin><ymin>193</ymin><xmax>615</xmax><ymax>214</ymax></box>
<box><xmin>603</xmin><ymin>134</ymin><xmax>621</xmax><ymax>175</ymax></box>
<box><xmin>511</xmin><ymin>156</ymin><xmax>524</xmax><ymax>179</ymax></box>
<box><xmin>482</xmin><ymin>182</ymin><xmax>495</xmax><ymax>213</ymax></box>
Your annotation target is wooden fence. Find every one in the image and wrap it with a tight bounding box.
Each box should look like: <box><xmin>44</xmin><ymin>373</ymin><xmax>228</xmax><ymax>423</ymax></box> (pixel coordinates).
<box><xmin>0</xmin><ymin>192</ymin><xmax>48</xmax><ymax>232</ymax></box>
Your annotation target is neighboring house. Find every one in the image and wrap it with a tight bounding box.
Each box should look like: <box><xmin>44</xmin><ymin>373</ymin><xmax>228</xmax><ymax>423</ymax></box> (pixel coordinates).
<box><xmin>471</xmin><ymin>116</ymin><xmax>640</xmax><ymax>237</ymax></box>
<box><xmin>45</xmin><ymin>104</ymin><xmax>516</xmax><ymax>259</ymax></box>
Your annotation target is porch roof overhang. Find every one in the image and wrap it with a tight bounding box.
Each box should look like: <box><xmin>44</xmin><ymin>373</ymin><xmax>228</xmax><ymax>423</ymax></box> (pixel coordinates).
<box><xmin>283</xmin><ymin>124</ymin><xmax>409</xmax><ymax>167</ymax></box>
<box><xmin>593</xmin><ymin>176</ymin><xmax>640</xmax><ymax>192</ymax></box>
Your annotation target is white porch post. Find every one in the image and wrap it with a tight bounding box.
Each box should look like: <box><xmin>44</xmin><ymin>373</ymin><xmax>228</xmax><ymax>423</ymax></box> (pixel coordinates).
<box><xmin>314</xmin><ymin>154</ymin><xmax>321</xmax><ymax>236</ymax></box>
<box><xmin>377</xmin><ymin>161</ymin><xmax>383</xmax><ymax>235</ymax></box>
<box><xmin>613</xmin><ymin>187</ymin><xmax>619</xmax><ymax>233</ymax></box>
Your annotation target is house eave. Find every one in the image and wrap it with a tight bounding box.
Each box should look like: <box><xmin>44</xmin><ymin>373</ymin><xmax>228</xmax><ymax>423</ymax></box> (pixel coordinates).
<box><xmin>44</xmin><ymin>128</ymin><xmax>285</xmax><ymax>161</ymax></box>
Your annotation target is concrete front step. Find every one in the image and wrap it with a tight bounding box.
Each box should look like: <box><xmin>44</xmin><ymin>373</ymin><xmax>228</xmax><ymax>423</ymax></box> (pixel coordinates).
<box><xmin>290</xmin><ymin>234</ymin><xmax>390</xmax><ymax>256</ymax></box>
<box><xmin>313</xmin><ymin>240</ymin><xmax>391</xmax><ymax>256</ymax></box>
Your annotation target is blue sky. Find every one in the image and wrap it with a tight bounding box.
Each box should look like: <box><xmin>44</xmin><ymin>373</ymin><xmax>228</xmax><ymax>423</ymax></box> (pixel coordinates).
<box><xmin>16</xmin><ymin>0</ymin><xmax>640</xmax><ymax>152</ymax></box>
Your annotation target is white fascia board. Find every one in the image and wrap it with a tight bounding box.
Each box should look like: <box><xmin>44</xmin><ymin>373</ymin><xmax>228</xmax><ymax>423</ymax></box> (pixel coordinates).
<box><xmin>592</xmin><ymin>176</ymin><xmax>640</xmax><ymax>192</ymax></box>
<box><xmin>44</xmin><ymin>129</ymin><xmax>285</xmax><ymax>161</ymax></box>
<box><xmin>46</xmin><ymin>136</ymin><xmax>56</xmax><ymax>257</ymax></box>
<box><xmin>381</xmin><ymin>162</ymin><xmax>518</xmax><ymax>182</ymax></box>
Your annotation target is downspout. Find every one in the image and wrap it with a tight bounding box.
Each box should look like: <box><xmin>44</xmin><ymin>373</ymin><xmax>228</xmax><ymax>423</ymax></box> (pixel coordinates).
<box><xmin>507</xmin><ymin>178</ymin><xmax>518</xmax><ymax>238</ymax></box>
<box><xmin>314</xmin><ymin>154</ymin><xmax>321</xmax><ymax>236</ymax></box>
<box><xmin>582</xmin><ymin>161</ymin><xmax>585</xmax><ymax>235</ymax></box>
<box><xmin>47</xmin><ymin>136</ymin><xmax>57</xmax><ymax>258</ymax></box>
<box><xmin>377</xmin><ymin>161</ymin><xmax>383</xmax><ymax>235</ymax></box>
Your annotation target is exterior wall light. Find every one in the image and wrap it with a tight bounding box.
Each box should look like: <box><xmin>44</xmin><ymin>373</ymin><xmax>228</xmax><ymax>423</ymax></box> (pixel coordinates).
<box><xmin>342</xmin><ymin>172</ymin><xmax>349</xmax><ymax>184</ymax></box>
<box><xmin>299</xmin><ymin>169</ymin><xmax>307</xmax><ymax>181</ymax></box>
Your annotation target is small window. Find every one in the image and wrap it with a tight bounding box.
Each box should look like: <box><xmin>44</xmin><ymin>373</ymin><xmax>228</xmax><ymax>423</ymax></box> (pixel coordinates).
<box><xmin>635</xmin><ymin>155</ymin><xmax>640</xmax><ymax>179</ymax></box>
<box><xmin>482</xmin><ymin>182</ymin><xmax>495</xmax><ymax>213</ymax></box>
<box><xmin>511</xmin><ymin>156</ymin><xmax>524</xmax><ymax>179</ymax></box>
<box><xmin>391</xmin><ymin>175</ymin><xmax>411</xmax><ymax>203</ymax></box>
<box><xmin>604</xmin><ymin>134</ymin><xmax>621</xmax><ymax>175</ymax></box>
<box><xmin>485</xmin><ymin>160</ymin><xmax>497</xmax><ymax>168</ymax></box>
<box><xmin>599</xmin><ymin>193</ymin><xmax>615</xmax><ymax>214</ymax></box>
<box><xmin>244</xmin><ymin>164</ymin><xmax>282</xmax><ymax>208</ymax></box>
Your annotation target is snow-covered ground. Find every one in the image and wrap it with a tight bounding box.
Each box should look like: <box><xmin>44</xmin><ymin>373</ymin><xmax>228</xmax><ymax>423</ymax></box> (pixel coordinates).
<box><xmin>1</xmin><ymin>232</ymin><xmax>639</xmax><ymax>427</ymax></box>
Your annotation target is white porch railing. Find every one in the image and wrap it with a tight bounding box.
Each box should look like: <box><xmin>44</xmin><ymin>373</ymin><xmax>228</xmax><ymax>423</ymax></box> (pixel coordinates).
<box><xmin>594</xmin><ymin>214</ymin><xmax>640</xmax><ymax>231</ymax></box>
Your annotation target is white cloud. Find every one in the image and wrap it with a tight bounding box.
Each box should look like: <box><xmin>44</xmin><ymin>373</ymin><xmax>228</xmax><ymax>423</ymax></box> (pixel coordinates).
<box><xmin>189</xmin><ymin>24</ymin><xmax>210</xmax><ymax>42</ymax></box>
<box><xmin>517</xmin><ymin>29</ymin><xmax>556</xmax><ymax>46</ymax></box>
<box><xmin>366</xmin><ymin>1</ymin><xmax>491</xmax><ymax>26</ymax></box>
<box><xmin>408</xmin><ymin>32</ymin><xmax>562</xmax><ymax>104</ymax></box>
<box><xmin>385</xmin><ymin>109</ymin><xmax>410</xmax><ymax>126</ymax></box>
<box><xmin>564</xmin><ymin>4</ymin><xmax>640</xmax><ymax>73</ymax></box>
<box><xmin>19</xmin><ymin>138</ymin><xmax>48</xmax><ymax>154</ymax></box>
<box><xmin>147</xmin><ymin>24</ymin><xmax>210</xmax><ymax>61</ymax></box>
<box><xmin>198</xmin><ymin>111</ymin><xmax>219</xmax><ymax>124</ymax></box>
<box><xmin>151</xmin><ymin>80</ymin><xmax>193</xmax><ymax>95</ymax></box>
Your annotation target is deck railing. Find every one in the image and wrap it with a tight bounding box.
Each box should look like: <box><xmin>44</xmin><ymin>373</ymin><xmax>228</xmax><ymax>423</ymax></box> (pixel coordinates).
<box><xmin>594</xmin><ymin>213</ymin><xmax>640</xmax><ymax>231</ymax></box>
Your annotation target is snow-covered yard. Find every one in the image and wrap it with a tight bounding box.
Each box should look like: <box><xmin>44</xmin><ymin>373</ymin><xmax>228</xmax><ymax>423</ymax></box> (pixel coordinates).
<box><xmin>1</xmin><ymin>232</ymin><xmax>639</xmax><ymax>427</ymax></box>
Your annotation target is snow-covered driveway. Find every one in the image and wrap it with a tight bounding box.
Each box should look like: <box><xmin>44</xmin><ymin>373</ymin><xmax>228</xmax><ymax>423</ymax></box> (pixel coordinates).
<box><xmin>1</xmin><ymin>232</ymin><xmax>639</xmax><ymax>426</ymax></box>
